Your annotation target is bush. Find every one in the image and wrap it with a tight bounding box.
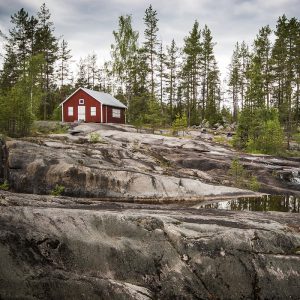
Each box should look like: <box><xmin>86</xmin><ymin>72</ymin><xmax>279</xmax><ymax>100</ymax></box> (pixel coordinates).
<box><xmin>235</xmin><ymin>108</ymin><xmax>284</xmax><ymax>155</ymax></box>
<box><xmin>172</xmin><ymin>113</ymin><xmax>187</xmax><ymax>136</ymax></box>
<box><xmin>50</xmin><ymin>184</ymin><xmax>65</xmax><ymax>196</ymax></box>
<box><xmin>247</xmin><ymin>175</ymin><xmax>261</xmax><ymax>191</ymax></box>
<box><xmin>228</xmin><ymin>158</ymin><xmax>245</xmax><ymax>187</ymax></box>
<box><xmin>0</xmin><ymin>180</ymin><xmax>9</xmax><ymax>191</ymax></box>
<box><xmin>89</xmin><ymin>132</ymin><xmax>101</xmax><ymax>143</ymax></box>
<box><xmin>228</xmin><ymin>158</ymin><xmax>261</xmax><ymax>191</ymax></box>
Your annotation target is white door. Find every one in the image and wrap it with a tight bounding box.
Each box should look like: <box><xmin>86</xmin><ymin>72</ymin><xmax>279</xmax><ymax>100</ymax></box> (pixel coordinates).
<box><xmin>78</xmin><ymin>106</ymin><xmax>86</xmax><ymax>121</ymax></box>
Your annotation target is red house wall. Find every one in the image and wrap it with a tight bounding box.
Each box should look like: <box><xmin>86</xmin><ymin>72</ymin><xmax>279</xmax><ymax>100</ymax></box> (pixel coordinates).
<box><xmin>62</xmin><ymin>88</ymin><xmax>126</xmax><ymax>124</ymax></box>
<box><xmin>103</xmin><ymin>105</ymin><xmax>107</xmax><ymax>123</ymax></box>
<box><xmin>63</xmin><ymin>90</ymin><xmax>101</xmax><ymax>123</ymax></box>
<box><xmin>104</xmin><ymin>105</ymin><xmax>126</xmax><ymax>124</ymax></box>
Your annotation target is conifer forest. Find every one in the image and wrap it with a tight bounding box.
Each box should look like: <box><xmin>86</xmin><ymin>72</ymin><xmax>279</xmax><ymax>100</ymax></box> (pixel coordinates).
<box><xmin>0</xmin><ymin>3</ymin><xmax>300</xmax><ymax>155</ymax></box>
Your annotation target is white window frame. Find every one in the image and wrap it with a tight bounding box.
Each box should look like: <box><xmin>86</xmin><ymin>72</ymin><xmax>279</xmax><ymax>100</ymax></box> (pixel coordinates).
<box><xmin>68</xmin><ymin>107</ymin><xmax>74</xmax><ymax>116</ymax></box>
<box><xmin>112</xmin><ymin>108</ymin><xmax>121</xmax><ymax>118</ymax></box>
<box><xmin>79</xmin><ymin>99</ymin><xmax>84</xmax><ymax>105</ymax></box>
<box><xmin>91</xmin><ymin>107</ymin><xmax>96</xmax><ymax>116</ymax></box>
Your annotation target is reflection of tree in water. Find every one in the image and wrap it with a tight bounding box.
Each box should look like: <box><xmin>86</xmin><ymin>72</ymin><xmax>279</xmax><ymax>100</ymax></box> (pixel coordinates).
<box><xmin>228</xmin><ymin>195</ymin><xmax>300</xmax><ymax>213</ymax></box>
<box><xmin>199</xmin><ymin>195</ymin><xmax>300</xmax><ymax>212</ymax></box>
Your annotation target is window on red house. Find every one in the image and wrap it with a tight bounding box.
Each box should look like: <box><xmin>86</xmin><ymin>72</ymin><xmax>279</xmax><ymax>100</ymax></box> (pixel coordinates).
<box><xmin>112</xmin><ymin>108</ymin><xmax>120</xmax><ymax>118</ymax></box>
<box><xmin>91</xmin><ymin>107</ymin><xmax>96</xmax><ymax>116</ymax></box>
<box><xmin>68</xmin><ymin>107</ymin><xmax>74</xmax><ymax>116</ymax></box>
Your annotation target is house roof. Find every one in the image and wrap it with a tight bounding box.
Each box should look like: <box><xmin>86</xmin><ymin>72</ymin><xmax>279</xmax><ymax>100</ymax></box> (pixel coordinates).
<box><xmin>60</xmin><ymin>87</ymin><xmax>127</xmax><ymax>109</ymax></box>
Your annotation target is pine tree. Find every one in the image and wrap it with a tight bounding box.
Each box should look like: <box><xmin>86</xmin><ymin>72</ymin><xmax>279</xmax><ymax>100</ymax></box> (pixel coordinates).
<box><xmin>238</xmin><ymin>41</ymin><xmax>250</xmax><ymax>110</ymax></box>
<box><xmin>254</xmin><ymin>25</ymin><xmax>272</xmax><ymax>108</ymax></box>
<box><xmin>201</xmin><ymin>25</ymin><xmax>220</xmax><ymax>124</ymax></box>
<box><xmin>143</xmin><ymin>5</ymin><xmax>159</xmax><ymax>100</ymax></box>
<box><xmin>9</xmin><ymin>8</ymin><xmax>32</xmax><ymax>74</ymax></box>
<box><xmin>157</xmin><ymin>42</ymin><xmax>166</xmax><ymax>111</ymax></box>
<box><xmin>75</xmin><ymin>58</ymin><xmax>88</xmax><ymax>88</ymax></box>
<box><xmin>0</xmin><ymin>8</ymin><xmax>37</xmax><ymax>92</ymax></box>
<box><xmin>0</xmin><ymin>55</ymin><xmax>43</xmax><ymax>136</ymax></box>
<box><xmin>57</xmin><ymin>39</ymin><xmax>72</xmax><ymax>88</ymax></box>
<box><xmin>228</xmin><ymin>43</ymin><xmax>241</xmax><ymax>121</ymax></box>
<box><xmin>165</xmin><ymin>39</ymin><xmax>178</xmax><ymax>121</ymax></box>
<box><xmin>271</xmin><ymin>16</ymin><xmax>300</xmax><ymax>148</ymax></box>
<box><xmin>56</xmin><ymin>39</ymin><xmax>72</xmax><ymax>115</ymax></box>
<box><xmin>111</xmin><ymin>14</ymin><xmax>139</xmax><ymax>113</ymax></box>
<box><xmin>35</xmin><ymin>3</ymin><xmax>58</xmax><ymax>119</ymax></box>
<box><xmin>182</xmin><ymin>20</ymin><xmax>202</xmax><ymax>126</ymax></box>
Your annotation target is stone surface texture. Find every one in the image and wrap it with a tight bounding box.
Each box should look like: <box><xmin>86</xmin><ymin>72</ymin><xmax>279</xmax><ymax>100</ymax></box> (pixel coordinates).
<box><xmin>0</xmin><ymin>191</ymin><xmax>299</xmax><ymax>300</ymax></box>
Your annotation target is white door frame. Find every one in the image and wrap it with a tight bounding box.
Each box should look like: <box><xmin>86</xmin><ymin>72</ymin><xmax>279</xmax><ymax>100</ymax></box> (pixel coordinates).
<box><xmin>78</xmin><ymin>106</ymin><xmax>86</xmax><ymax>121</ymax></box>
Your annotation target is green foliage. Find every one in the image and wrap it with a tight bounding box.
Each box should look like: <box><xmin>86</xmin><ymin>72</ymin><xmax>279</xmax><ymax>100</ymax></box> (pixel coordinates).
<box><xmin>0</xmin><ymin>54</ymin><xmax>44</xmax><ymax>137</ymax></box>
<box><xmin>220</xmin><ymin>107</ymin><xmax>233</xmax><ymax>124</ymax></box>
<box><xmin>228</xmin><ymin>158</ymin><xmax>246</xmax><ymax>187</ymax></box>
<box><xmin>50</xmin><ymin>184</ymin><xmax>65</xmax><ymax>196</ymax></box>
<box><xmin>228</xmin><ymin>158</ymin><xmax>261</xmax><ymax>191</ymax></box>
<box><xmin>234</xmin><ymin>108</ymin><xmax>284</xmax><ymax>155</ymax></box>
<box><xmin>0</xmin><ymin>180</ymin><xmax>10</xmax><ymax>191</ymax></box>
<box><xmin>131</xmin><ymin>116</ymin><xmax>144</xmax><ymax>132</ymax></box>
<box><xmin>248</xmin><ymin>176</ymin><xmax>261</xmax><ymax>191</ymax></box>
<box><xmin>89</xmin><ymin>132</ymin><xmax>101</xmax><ymax>143</ymax></box>
<box><xmin>250</xmin><ymin>118</ymin><xmax>284</xmax><ymax>154</ymax></box>
<box><xmin>51</xmin><ymin>106</ymin><xmax>62</xmax><ymax>121</ymax></box>
<box><xmin>172</xmin><ymin>113</ymin><xmax>187</xmax><ymax>136</ymax></box>
<box><xmin>144</xmin><ymin>98</ymin><xmax>164</xmax><ymax>132</ymax></box>
<box><xmin>213</xmin><ymin>135</ymin><xmax>230</xmax><ymax>146</ymax></box>
<box><xmin>293</xmin><ymin>132</ymin><xmax>300</xmax><ymax>145</ymax></box>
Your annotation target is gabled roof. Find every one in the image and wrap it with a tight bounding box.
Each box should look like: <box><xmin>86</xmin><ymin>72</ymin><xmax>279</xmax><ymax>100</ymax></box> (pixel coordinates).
<box><xmin>60</xmin><ymin>87</ymin><xmax>127</xmax><ymax>109</ymax></box>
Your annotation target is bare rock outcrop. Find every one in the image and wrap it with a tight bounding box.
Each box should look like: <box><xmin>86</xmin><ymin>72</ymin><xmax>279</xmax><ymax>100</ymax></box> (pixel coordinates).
<box><xmin>2</xmin><ymin>137</ymin><xmax>257</xmax><ymax>201</ymax></box>
<box><xmin>0</xmin><ymin>191</ymin><xmax>299</xmax><ymax>299</ymax></box>
<box><xmin>1</xmin><ymin>123</ymin><xmax>299</xmax><ymax>200</ymax></box>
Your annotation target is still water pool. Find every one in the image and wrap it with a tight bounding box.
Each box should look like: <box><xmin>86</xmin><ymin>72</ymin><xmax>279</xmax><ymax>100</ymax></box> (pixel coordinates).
<box><xmin>194</xmin><ymin>195</ymin><xmax>300</xmax><ymax>213</ymax></box>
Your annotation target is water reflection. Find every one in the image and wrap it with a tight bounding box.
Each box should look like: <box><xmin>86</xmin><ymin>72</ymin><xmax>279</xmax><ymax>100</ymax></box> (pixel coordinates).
<box><xmin>195</xmin><ymin>195</ymin><xmax>300</xmax><ymax>213</ymax></box>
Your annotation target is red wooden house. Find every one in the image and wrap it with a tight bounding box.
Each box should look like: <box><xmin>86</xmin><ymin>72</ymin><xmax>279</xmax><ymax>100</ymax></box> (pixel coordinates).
<box><xmin>60</xmin><ymin>87</ymin><xmax>127</xmax><ymax>124</ymax></box>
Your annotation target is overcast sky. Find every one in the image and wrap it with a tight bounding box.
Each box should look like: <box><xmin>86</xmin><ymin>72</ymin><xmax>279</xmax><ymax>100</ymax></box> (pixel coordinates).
<box><xmin>0</xmin><ymin>0</ymin><xmax>299</xmax><ymax>79</ymax></box>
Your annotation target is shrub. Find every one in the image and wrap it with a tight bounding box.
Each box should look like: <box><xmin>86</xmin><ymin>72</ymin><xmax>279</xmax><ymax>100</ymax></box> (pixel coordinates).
<box><xmin>50</xmin><ymin>184</ymin><xmax>65</xmax><ymax>196</ymax></box>
<box><xmin>228</xmin><ymin>158</ymin><xmax>261</xmax><ymax>191</ymax></box>
<box><xmin>235</xmin><ymin>108</ymin><xmax>284</xmax><ymax>155</ymax></box>
<box><xmin>89</xmin><ymin>132</ymin><xmax>101</xmax><ymax>143</ymax></box>
<box><xmin>247</xmin><ymin>175</ymin><xmax>261</xmax><ymax>191</ymax></box>
<box><xmin>228</xmin><ymin>158</ymin><xmax>245</xmax><ymax>187</ymax></box>
<box><xmin>0</xmin><ymin>180</ymin><xmax>9</xmax><ymax>191</ymax></box>
<box><xmin>172</xmin><ymin>113</ymin><xmax>187</xmax><ymax>136</ymax></box>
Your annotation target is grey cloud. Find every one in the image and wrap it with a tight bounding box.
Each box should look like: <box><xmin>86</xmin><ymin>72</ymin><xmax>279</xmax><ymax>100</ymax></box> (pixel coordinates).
<box><xmin>0</xmin><ymin>0</ymin><xmax>299</xmax><ymax>77</ymax></box>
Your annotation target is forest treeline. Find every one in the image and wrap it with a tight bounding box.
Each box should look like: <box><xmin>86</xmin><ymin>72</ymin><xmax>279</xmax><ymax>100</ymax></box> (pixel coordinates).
<box><xmin>0</xmin><ymin>4</ymin><xmax>299</xmax><ymax>154</ymax></box>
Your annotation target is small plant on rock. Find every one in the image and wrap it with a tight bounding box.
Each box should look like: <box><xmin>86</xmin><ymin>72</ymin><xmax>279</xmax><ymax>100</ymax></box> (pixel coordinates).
<box><xmin>89</xmin><ymin>132</ymin><xmax>101</xmax><ymax>143</ymax></box>
<box><xmin>50</xmin><ymin>184</ymin><xmax>65</xmax><ymax>196</ymax></box>
<box><xmin>0</xmin><ymin>180</ymin><xmax>9</xmax><ymax>191</ymax></box>
<box><xmin>247</xmin><ymin>175</ymin><xmax>261</xmax><ymax>191</ymax></box>
<box><xmin>172</xmin><ymin>113</ymin><xmax>187</xmax><ymax>136</ymax></box>
<box><xmin>228</xmin><ymin>158</ymin><xmax>261</xmax><ymax>191</ymax></box>
<box><xmin>228</xmin><ymin>158</ymin><xmax>245</xmax><ymax>187</ymax></box>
